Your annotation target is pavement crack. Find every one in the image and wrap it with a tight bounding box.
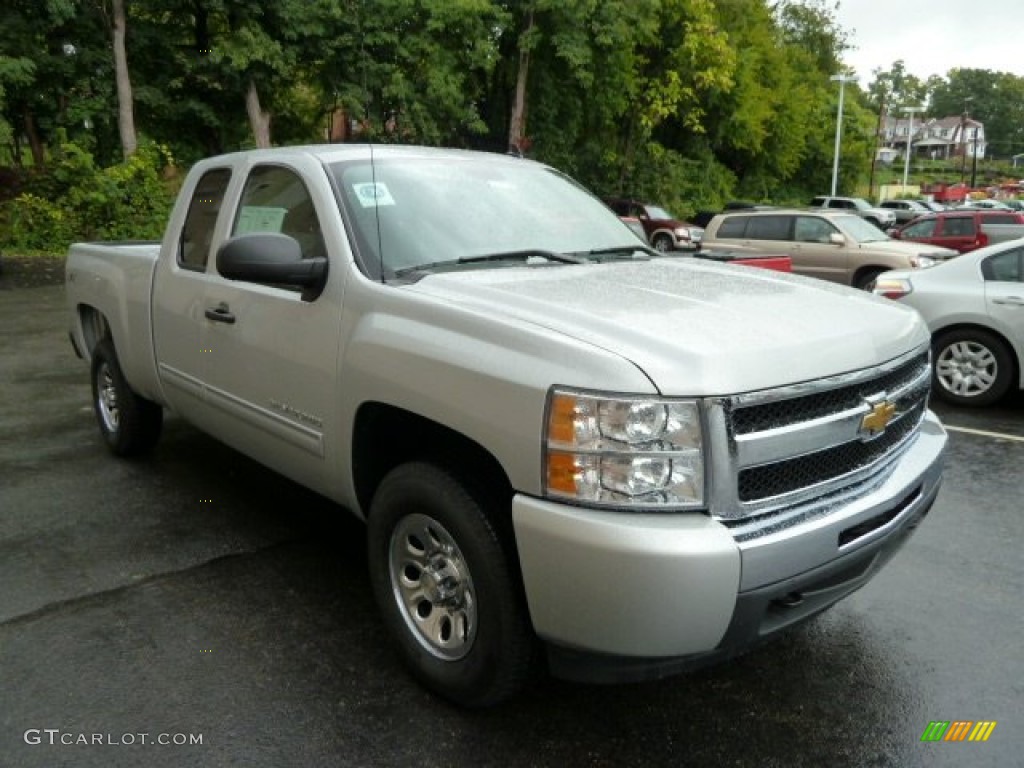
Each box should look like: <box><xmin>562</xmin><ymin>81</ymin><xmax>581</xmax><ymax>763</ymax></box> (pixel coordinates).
<box><xmin>0</xmin><ymin>538</ymin><xmax>303</xmax><ymax>630</ymax></box>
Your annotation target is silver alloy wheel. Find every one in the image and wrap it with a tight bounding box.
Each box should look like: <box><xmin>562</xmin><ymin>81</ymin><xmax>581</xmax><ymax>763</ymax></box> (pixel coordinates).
<box><xmin>389</xmin><ymin>512</ymin><xmax>477</xmax><ymax>661</ymax></box>
<box><xmin>96</xmin><ymin>362</ymin><xmax>120</xmax><ymax>433</ymax></box>
<box><xmin>936</xmin><ymin>340</ymin><xmax>998</xmax><ymax>398</ymax></box>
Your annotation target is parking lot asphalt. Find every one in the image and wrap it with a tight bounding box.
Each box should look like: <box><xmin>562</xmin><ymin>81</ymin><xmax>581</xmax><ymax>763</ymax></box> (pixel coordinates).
<box><xmin>1</xmin><ymin>282</ymin><xmax>1022</xmax><ymax>768</ymax></box>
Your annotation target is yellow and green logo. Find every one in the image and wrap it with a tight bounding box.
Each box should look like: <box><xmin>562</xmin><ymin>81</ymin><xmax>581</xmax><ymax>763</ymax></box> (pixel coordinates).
<box><xmin>921</xmin><ymin>721</ymin><xmax>997</xmax><ymax>742</ymax></box>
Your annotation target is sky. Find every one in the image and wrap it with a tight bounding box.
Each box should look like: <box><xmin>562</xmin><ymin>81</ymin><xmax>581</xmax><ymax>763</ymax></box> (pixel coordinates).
<box><xmin>831</xmin><ymin>0</ymin><xmax>1023</xmax><ymax>86</ymax></box>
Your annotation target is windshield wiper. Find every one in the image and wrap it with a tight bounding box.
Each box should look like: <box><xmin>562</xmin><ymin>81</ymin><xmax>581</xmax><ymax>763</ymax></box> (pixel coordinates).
<box><xmin>584</xmin><ymin>245</ymin><xmax>656</xmax><ymax>260</ymax></box>
<box><xmin>394</xmin><ymin>249</ymin><xmax>586</xmax><ymax>277</ymax></box>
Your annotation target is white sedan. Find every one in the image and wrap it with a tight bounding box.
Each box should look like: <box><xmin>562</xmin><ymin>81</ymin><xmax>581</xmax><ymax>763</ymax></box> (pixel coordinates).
<box><xmin>873</xmin><ymin>240</ymin><xmax>1024</xmax><ymax>406</ymax></box>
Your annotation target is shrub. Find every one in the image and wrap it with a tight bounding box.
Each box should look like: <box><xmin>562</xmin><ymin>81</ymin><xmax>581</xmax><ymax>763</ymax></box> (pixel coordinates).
<box><xmin>0</xmin><ymin>139</ymin><xmax>177</xmax><ymax>253</ymax></box>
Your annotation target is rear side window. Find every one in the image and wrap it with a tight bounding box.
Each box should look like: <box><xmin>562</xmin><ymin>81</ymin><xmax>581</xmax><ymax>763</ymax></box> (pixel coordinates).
<box><xmin>745</xmin><ymin>215</ymin><xmax>792</xmax><ymax>241</ymax></box>
<box><xmin>987</xmin><ymin>214</ymin><xmax>1017</xmax><ymax>225</ymax></box>
<box><xmin>716</xmin><ymin>216</ymin><xmax>748</xmax><ymax>238</ymax></box>
<box><xmin>982</xmin><ymin>248</ymin><xmax>1023</xmax><ymax>282</ymax></box>
<box><xmin>179</xmin><ymin>168</ymin><xmax>232</xmax><ymax>270</ymax></box>
<box><xmin>942</xmin><ymin>216</ymin><xmax>975</xmax><ymax>236</ymax></box>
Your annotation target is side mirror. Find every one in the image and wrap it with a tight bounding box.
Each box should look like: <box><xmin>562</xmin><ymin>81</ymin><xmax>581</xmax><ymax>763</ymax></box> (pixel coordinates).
<box><xmin>217</xmin><ymin>233</ymin><xmax>327</xmax><ymax>298</ymax></box>
<box><xmin>888</xmin><ymin>228</ymin><xmax>902</xmax><ymax>239</ymax></box>
<box><xmin>829</xmin><ymin>233</ymin><xmax>846</xmax><ymax>246</ymax></box>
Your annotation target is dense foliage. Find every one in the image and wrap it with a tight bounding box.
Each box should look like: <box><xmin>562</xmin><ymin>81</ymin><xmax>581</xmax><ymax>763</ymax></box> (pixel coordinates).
<box><xmin>2</xmin><ymin>0</ymin><xmax>1022</xmax><ymax>252</ymax></box>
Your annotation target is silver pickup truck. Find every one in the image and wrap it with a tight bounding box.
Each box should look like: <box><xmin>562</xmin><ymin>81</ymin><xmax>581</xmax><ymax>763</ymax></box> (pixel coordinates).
<box><xmin>66</xmin><ymin>145</ymin><xmax>946</xmax><ymax>706</ymax></box>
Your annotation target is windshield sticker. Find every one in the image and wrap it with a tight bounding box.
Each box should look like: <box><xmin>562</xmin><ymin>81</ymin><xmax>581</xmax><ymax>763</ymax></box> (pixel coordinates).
<box><xmin>235</xmin><ymin>205</ymin><xmax>287</xmax><ymax>234</ymax></box>
<box><xmin>353</xmin><ymin>182</ymin><xmax>396</xmax><ymax>208</ymax></box>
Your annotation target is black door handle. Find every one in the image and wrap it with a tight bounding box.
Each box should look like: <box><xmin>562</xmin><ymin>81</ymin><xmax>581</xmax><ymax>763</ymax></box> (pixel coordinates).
<box><xmin>204</xmin><ymin>303</ymin><xmax>236</xmax><ymax>324</ymax></box>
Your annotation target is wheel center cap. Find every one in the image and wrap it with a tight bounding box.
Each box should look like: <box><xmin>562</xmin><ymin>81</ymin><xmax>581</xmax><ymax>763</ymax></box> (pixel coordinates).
<box><xmin>420</xmin><ymin>555</ymin><xmax>463</xmax><ymax>607</ymax></box>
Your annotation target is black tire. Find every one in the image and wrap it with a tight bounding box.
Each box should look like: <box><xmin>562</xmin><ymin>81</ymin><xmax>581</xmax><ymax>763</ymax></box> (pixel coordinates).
<box><xmin>90</xmin><ymin>338</ymin><xmax>163</xmax><ymax>456</ymax></box>
<box><xmin>367</xmin><ymin>462</ymin><xmax>534</xmax><ymax>707</ymax></box>
<box><xmin>932</xmin><ymin>329</ymin><xmax>1014</xmax><ymax>407</ymax></box>
<box><xmin>854</xmin><ymin>268</ymin><xmax>884</xmax><ymax>291</ymax></box>
<box><xmin>652</xmin><ymin>233</ymin><xmax>673</xmax><ymax>252</ymax></box>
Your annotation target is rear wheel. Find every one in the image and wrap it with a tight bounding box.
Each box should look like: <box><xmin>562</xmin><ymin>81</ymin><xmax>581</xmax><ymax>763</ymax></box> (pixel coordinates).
<box><xmin>90</xmin><ymin>339</ymin><xmax>163</xmax><ymax>456</ymax></box>
<box><xmin>932</xmin><ymin>329</ymin><xmax>1014</xmax><ymax>406</ymax></box>
<box><xmin>367</xmin><ymin>462</ymin><xmax>534</xmax><ymax>707</ymax></box>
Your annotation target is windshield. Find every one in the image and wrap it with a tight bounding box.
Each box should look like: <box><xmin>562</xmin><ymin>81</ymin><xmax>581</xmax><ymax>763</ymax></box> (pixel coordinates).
<box><xmin>850</xmin><ymin>198</ymin><xmax>873</xmax><ymax>210</ymax></box>
<box><xmin>834</xmin><ymin>214</ymin><xmax>890</xmax><ymax>242</ymax></box>
<box><xmin>330</xmin><ymin>155</ymin><xmax>641</xmax><ymax>278</ymax></box>
<box><xmin>643</xmin><ymin>205</ymin><xmax>674</xmax><ymax>220</ymax></box>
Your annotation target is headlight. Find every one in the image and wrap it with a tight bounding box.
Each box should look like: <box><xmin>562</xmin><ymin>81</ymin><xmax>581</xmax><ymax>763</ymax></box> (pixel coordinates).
<box><xmin>544</xmin><ymin>389</ymin><xmax>705</xmax><ymax>509</ymax></box>
<box><xmin>674</xmin><ymin>227</ymin><xmax>691</xmax><ymax>240</ymax></box>
<box><xmin>910</xmin><ymin>256</ymin><xmax>935</xmax><ymax>269</ymax></box>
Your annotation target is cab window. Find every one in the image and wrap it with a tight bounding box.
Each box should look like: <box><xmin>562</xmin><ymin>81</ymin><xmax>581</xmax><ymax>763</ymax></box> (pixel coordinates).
<box><xmin>902</xmin><ymin>218</ymin><xmax>937</xmax><ymax>238</ymax></box>
<box><xmin>179</xmin><ymin>168</ymin><xmax>232</xmax><ymax>270</ymax></box>
<box><xmin>795</xmin><ymin>216</ymin><xmax>837</xmax><ymax>243</ymax></box>
<box><xmin>232</xmin><ymin>165</ymin><xmax>327</xmax><ymax>261</ymax></box>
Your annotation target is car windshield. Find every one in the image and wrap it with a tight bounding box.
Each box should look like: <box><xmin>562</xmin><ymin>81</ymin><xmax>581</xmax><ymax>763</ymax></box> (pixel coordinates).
<box><xmin>643</xmin><ymin>205</ymin><xmax>674</xmax><ymax>220</ymax></box>
<box><xmin>849</xmin><ymin>198</ymin><xmax>873</xmax><ymax>210</ymax></box>
<box><xmin>834</xmin><ymin>214</ymin><xmax>890</xmax><ymax>242</ymax></box>
<box><xmin>330</xmin><ymin>156</ymin><xmax>641</xmax><ymax>278</ymax></box>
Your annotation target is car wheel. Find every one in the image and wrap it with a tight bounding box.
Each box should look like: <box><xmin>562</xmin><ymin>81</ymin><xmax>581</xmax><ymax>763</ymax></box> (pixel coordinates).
<box><xmin>854</xmin><ymin>268</ymin><xmax>884</xmax><ymax>291</ymax></box>
<box><xmin>932</xmin><ymin>329</ymin><xmax>1014</xmax><ymax>407</ymax></box>
<box><xmin>652</xmin><ymin>234</ymin><xmax>673</xmax><ymax>252</ymax></box>
<box><xmin>90</xmin><ymin>338</ymin><xmax>163</xmax><ymax>456</ymax></box>
<box><xmin>367</xmin><ymin>462</ymin><xmax>534</xmax><ymax>707</ymax></box>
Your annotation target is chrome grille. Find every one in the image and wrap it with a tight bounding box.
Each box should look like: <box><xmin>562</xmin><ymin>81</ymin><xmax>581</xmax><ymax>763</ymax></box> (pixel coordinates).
<box><xmin>707</xmin><ymin>345</ymin><xmax>931</xmax><ymax>523</ymax></box>
<box><xmin>731</xmin><ymin>351</ymin><xmax>929</xmax><ymax>435</ymax></box>
<box><xmin>737</xmin><ymin>401</ymin><xmax>925</xmax><ymax>502</ymax></box>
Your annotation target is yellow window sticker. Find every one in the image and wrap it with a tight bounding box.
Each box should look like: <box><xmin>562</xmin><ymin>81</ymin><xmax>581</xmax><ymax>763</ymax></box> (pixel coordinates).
<box><xmin>353</xmin><ymin>182</ymin><xmax>396</xmax><ymax>208</ymax></box>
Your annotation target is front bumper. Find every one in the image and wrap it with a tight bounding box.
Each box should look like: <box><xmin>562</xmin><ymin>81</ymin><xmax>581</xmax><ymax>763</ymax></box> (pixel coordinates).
<box><xmin>512</xmin><ymin>411</ymin><xmax>945</xmax><ymax>683</ymax></box>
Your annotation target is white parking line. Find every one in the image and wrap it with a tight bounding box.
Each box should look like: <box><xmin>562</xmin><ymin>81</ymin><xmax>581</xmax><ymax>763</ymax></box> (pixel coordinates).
<box><xmin>944</xmin><ymin>424</ymin><xmax>1024</xmax><ymax>443</ymax></box>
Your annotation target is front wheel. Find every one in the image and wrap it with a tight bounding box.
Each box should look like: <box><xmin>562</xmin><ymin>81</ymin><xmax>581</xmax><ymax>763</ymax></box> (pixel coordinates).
<box><xmin>854</xmin><ymin>268</ymin><xmax>884</xmax><ymax>291</ymax></box>
<box><xmin>90</xmin><ymin>338</ymin><xmax>163</xmax><ymax>456</ymax></box>
<box><xmin>932</xmin><ymin>329</ymin><xmax>1014</xmax><ymax>406</ymax></box>
<box><xmin>652</xmin><ymin>233</ymin><xmax>674</xmax><ymax>252</ymax></box>
<box><xmin>367</xmin><ymin>462</ymin><xmax>534</xmax><ymax>707</ymax></box>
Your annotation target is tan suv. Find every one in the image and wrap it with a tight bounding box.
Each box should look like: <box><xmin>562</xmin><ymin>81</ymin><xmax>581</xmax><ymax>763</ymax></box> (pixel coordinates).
<box><xmin>702</xmin><ymin>209</ymin><xmax>957</xmax><ymax>289</ymax></box>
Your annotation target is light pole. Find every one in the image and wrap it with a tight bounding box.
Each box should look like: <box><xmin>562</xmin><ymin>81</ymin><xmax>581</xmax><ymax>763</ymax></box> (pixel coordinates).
<box><xmin>901</xmin><ymin>106</ymin><xmax>924</xmax><ymax>195</ymax></box>
<box><xmin>830</xmin><ymin>74</ymin><xmax>856</xmax><ymax>196</ymax></box>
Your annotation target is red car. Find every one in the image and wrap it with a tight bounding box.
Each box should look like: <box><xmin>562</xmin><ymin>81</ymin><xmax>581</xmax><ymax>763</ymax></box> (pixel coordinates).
<box><xmin>604</xmin><ymin>198</ymin><xmax>703</xmax><ymax>251</ymax></box>
<box><xmin>891</xmin><ymin>209</ymin><xmax>1024</xmax><ymax>253</ymax></box>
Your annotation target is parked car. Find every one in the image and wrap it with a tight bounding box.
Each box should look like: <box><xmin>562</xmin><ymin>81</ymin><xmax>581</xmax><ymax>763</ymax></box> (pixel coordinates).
<box><xmin>604</xmin><ymin>198</ymin><xmax>703</xmax><ymax>251</ymax></box>
<box><xmin>702</xmin><ymin>208</ymin><xmax>956</xmax><ymax>289</ymax></box>
<box><xmin>879</xmin><ymin>199</ymin><xmax>932</xmax><ymax>224</ymax></box>
<box><xmin>891</xmin><ymin>209</ymin><xmax>1024</xmax><ymax>253</ymax></box>
<box><xmin>809</xmin><ymin>195</ymin><xmax>897</xmax><ymax>229</ymax></box>
<box><xmin>873</xmin><ymin>239</ymin><xmax>1024</xmax><ymax>406</ymax></box>
<box><xmin>956</xmin><ymin>199</ymin><xmax>1012</xmax><ymax>211</ymax></box>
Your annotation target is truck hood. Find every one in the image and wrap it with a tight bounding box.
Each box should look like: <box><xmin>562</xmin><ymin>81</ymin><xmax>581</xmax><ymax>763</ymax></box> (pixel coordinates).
<box><xmin>407</xmin><ymin>259</ymin><xmax>928</xmax><ymax>396</ymax></box>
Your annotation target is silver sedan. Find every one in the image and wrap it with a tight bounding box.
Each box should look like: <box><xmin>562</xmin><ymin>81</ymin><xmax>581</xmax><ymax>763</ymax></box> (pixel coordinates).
<box><xmin>873</xmin><ymin>240</ymin><xmax>1024</xmax><ymax>406</ymax></box>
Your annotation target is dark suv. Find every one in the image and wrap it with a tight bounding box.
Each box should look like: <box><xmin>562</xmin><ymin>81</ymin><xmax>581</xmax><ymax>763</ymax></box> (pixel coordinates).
<box><xmin>604</xmin><ymin>198</ymin><xmax>703</xmax><ymax>251</ymax></box>
<box><xmin>891</xmin><ymin>209</ymin><xmax>1024</xmax><ymax>253</ymax></box>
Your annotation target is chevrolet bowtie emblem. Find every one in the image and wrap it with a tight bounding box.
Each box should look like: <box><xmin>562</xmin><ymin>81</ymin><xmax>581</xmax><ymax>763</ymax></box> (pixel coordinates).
<box><xmin>860</xmin><ymin>400</ymin><xmax>896</xmax><ymax>438</ymax></box>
